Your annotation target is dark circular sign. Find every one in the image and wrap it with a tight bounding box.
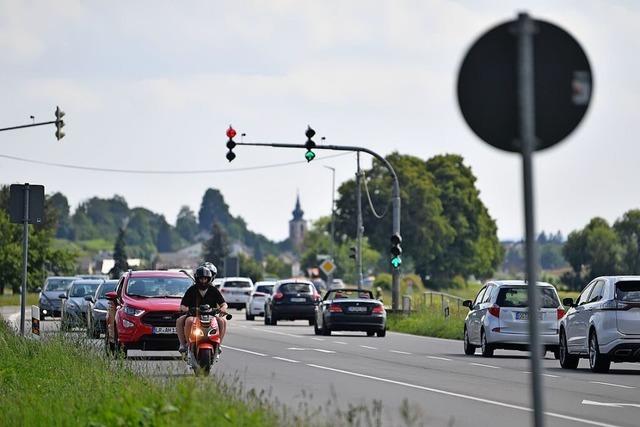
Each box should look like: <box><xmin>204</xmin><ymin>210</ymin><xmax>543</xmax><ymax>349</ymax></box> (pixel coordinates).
<box><xmin>457</xmin><ymin>18</ymin><xmax>593</xmax><ymax>152</ymax></box>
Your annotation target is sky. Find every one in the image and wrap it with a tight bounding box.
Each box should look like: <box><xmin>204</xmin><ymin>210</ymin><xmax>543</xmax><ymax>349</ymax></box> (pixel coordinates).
<box><xmin>1</xmin><ymin>0</ymin><xmax>639</xmax><ymax>243</ymax></box>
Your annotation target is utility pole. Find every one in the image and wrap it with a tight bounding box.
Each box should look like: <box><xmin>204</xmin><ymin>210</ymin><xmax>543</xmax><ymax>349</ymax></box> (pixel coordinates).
<box><xmin>324</xmin><ymin>166</ymin><xmax>336</xmax><ymax>289</ymax></box>
<box><xmin>0</xmin><ymin>106</ymin><xmax>66</xmax><ymax>140</ymax></box>
<box><xmin>355</xmin><ymin>153</ymin><xmax>364</xmax><ymax>289</ymax></box>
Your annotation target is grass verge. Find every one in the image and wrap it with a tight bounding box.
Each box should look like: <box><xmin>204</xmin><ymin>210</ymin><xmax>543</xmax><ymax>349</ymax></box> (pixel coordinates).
<box><xmin>387</xmin><ymin>307</ymin><xmax>465</xmax><ymax>340</ymax></box>
<box><xmin>0</xmin><ymin>320</ymin><xmax>280</xmax><ymax>427</ymax></box>
<box><xmin>0</xmin><ymin>293</ymin><xmax>38</xmax><ymax>307</ymax></box>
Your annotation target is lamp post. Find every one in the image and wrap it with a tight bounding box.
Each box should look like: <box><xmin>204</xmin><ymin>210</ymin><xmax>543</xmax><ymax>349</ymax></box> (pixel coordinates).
<box><xmin>323</xmin><ymin>165</ymin><xmax>336</xmax><ymax>289</ymax></box>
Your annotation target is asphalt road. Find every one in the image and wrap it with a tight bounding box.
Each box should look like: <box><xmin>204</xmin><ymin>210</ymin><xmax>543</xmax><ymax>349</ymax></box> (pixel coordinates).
<box><xmin>5</xmin><ymin>307</ymin><xmax>640</xmax><ymax>427</ymax></box>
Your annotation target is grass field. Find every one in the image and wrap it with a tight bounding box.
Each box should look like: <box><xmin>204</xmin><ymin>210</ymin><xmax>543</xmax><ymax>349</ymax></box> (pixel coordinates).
<box><xmin>0</xmin><ymin>293</ymin><xmax>39</xmax><ymax>307</ymax></box>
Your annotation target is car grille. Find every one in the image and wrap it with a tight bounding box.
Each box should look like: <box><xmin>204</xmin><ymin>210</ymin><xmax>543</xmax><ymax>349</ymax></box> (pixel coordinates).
<box><xmin>141</xmin><ymin>311</ymin><xmax>181</xmax><ymax>327</ymax></box>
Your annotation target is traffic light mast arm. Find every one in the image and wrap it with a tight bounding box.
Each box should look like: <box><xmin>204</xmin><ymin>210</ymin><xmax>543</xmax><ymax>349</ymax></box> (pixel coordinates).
<box><xmin>235</xmin><ymin>140</ymin><xmax>403</xmax><ymax>311</ymax></box>
<box><xmin>0</xmin><ymin>120</ymin><xmax>57</xmax><ymax>132</ymax></box>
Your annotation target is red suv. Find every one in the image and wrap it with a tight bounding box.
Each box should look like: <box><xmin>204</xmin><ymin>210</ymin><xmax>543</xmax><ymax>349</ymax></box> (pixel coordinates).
<box><xmin>105</xmin><ymin>270</ymin><xmax>193</xmax><ymax>355</ymax></box>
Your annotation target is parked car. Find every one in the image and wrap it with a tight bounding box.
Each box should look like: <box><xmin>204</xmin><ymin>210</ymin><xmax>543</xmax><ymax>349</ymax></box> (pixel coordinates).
<box><xmin>559</xmin><ymin>276</ymin><xmax>640</xmax><ymax>373</ymax></box>
<box><xmin>462</xmin><ymin>280</ymin><xmax>563</xmax><ymax>357</ymax></box>
<box><xmin>86</xmin><ymin>280</ymin><xmax>118</xmax><ymax>338</ymax></box>
<box><xmin>79</xmin><ymin>274</ymin><xmax>109</xmax><ymax>280</ymax></box>
<box><xmin>245</xmin><ymin>281</ymin><xmax>275</xmax><ymax>320</ymax></box>
<box><xmin>38</xmin><ymin>276</ymin><xmax>79</xmax><ymax>319</ymax></box>
<box><xmin>264</xmin><ymin>279</ymin><xmax>320</xmax><ymax>326</ymax></box>
<box><xmin>105</xmin><ymin>270</ymin><xmax>193</xmax><ymax>355</ymax></box>
<box><xmin>314</xmin><ymin>288</ymin><xmax>386</xmax><ymax>336</ymax></box>
<box><xmin>60</xmin><ymin>279</ymin><xmax>103</xmax><ymax>330</ymax></box>
<box><xmin>218</xmin><ymin>277</ymin><xmax>254</xmax><ymax>310</ymax></box>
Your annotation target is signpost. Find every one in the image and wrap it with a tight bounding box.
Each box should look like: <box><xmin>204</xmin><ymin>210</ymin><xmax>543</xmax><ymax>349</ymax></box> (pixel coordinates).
<box><xmin>457</xmin><ymin>12</ymin><xmax>592</xmax><ymax>427</ymax></box>
<box><xmin>319</xmin><ymin>259</ymin><xmax>336</xmax><ymax>276</ymax></box>
<box><xmin>9</xmin><ymin>184</ymin><xmax>45</xmax><ymax>336</ymax></box>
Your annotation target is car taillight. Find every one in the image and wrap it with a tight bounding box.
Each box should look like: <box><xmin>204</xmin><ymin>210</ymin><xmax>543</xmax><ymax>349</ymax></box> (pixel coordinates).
<box><xmin>488</xmin><ymin>305</ymin><xmax>500</xmax><ymax>318</ymax></box>
<box><xmin>220</xmin><ymin>289</ymin><xmax>229</xmax><ymax>293</ymax></box>
<box><xmin>557</xmin><ymin>307</ymin><xmax>566</xmax><ymax>320</ymax></box>
<box><xmin>329</xmin><ymin>303</ymin><xmax>343</xmax><ymax>313</ymax></box>
<box><xmin>372</xmin><ymin>305</ymin><xmax>385</xmax><ymax>314</ymax></box>
<box><xmin>274</xmin><ymin>292</ymin><xmax>284</xmax><ymax>300</ymax></box>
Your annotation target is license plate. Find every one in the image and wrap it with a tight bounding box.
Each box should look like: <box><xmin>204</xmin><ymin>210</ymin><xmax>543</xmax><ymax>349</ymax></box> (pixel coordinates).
<box><xmin>153</xmin><ymin>327</ymin><xmax>176</xmax><ymax>334</ymax></box>
<box><xmin>515</xmin><ymin>312</ymin><xmax>542</xmax><ymax>320</ymax></box>
<box><xmin>290</xmin><ymin>297</ymin><xmax>306</xmax><ymax>302</ymax></box>
<box><xmin>348</xmin><ymin>306</ymin><xmax>367</xmax><ymax>312</ymax></box>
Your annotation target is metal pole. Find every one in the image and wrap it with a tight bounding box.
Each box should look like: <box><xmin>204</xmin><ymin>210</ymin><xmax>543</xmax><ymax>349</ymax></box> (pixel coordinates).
<box><xmin>516</xmin><ymin>12</ymin><xmax>544</xmax><ymax>427</ymax></box>
<box><xmin>355</xmin><ymin>152</ymin><xmax>364</xmax><ymax>289</ymax></box>
<box><xmin>0</xmin><ymin>120</ymin><xmax>56</xmax><ymax>133</ymax></box>
<box><xmin>20</xmin><ymin>183</ymin><xmax>30</xmax><ymax>336</ymax></box>
<box><xmin>391</xmin><ymin>176</ymin><xmax>401</xmax><ymax>311</ymax></box>
<box><xmin>324</xmin><ymin>166</ymin><xmax>336</xmax><ymax>288</ymax></box>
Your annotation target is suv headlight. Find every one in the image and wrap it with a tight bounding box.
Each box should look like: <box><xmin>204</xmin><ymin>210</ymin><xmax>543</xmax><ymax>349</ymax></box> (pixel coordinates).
<box><xmin>123</xmin><ymin>305</ymin><xmax>145</xmax><ymax>316</ymax></box>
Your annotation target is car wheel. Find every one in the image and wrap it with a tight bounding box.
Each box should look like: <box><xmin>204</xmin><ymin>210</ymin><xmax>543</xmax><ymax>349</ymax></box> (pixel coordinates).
<box><xmin>264</xmin><ymin>310</ymin><xmax>270</xmax><ymax>325</ymax></box>
<box><xmin>480</xmin><ymin>329</ymin><xmax>494</xmax><ymax>357</ymax></box>
<box><xmin>367</xmin><ymin>331</ymin><xmax>375</xmax><ymax>337</ymax></box>
<box><xmin>377</xmin><ymin>329</ymin><xmax>387</xmax><ymax>337</ymax></box>
<box><xmin>559</xmin><ymin>329</ymin><xmax>579</xmax><ymax>369</ymax></box>
<box><xmin>314</xmin><ymin>321</ymin><xmax>322</xmax><ymax>335</ymax></box>
<box><xmin>308</xmin><ymin>319</ymin><xmax>315</xmax><ymax>326</ymax></box>
<box><xmin>589</xmin><ymin>331</ymin><xmax>610</xmax><ymax>373</ymax></box>
<box><xmin>322</xmin><ymin>321</ymin><xmax>331</xmax><ymax>336</ymax></box>
<box><xmin>246</xmin><ymin>311</ymin><xmax>255</xmax><ymax>321</ymax></box>
<box><xmin>270</xmin><ymin>315</ymin><xmax>278</xmax><ymax>326</ymax></box>
<box><xmin>463</xmin><ymin>327</ymin><xmax>476</xmax><ymax>355</ymax></box>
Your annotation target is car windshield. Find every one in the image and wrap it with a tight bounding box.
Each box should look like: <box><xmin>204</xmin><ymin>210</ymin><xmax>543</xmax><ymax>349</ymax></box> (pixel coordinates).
<box><xmin>126</xmin><ymin>277</ymin><xmax>192</xmax><ymax>297</ymax></box>
<box><xmin>70</xmin><ymin>283</ymin><xmax>101</xmax><ymax>298</ymax></box>
<box><xmin>280</xmin><ymin>283</ymin><xmax>313</xmax><ymax>294</ymax></box>
<box><xmin>256</xmin><ymin>285</ymin><xmax>274</xmax><ymax>294</ymax></box>
<box><xmin>44</xmin><ymin>278</ymin><xmax>76</xmax><ymax>291</ymax></box>
<box><xmin>224</xmin><ymin>281</ymin><xmax>252</xmax><ymax>288</ymax></box>
<box><xmin>326</xmin><ymin>289</ymin><xmax>374</xmax><ymax>300</ymax></box>
<box><xmin>97</xmin><ymin>282</ymin><xmax>118</xmax><ymax>298</ymax></box>
<box><xmin>496</xmin><ymin>287</ymin><xmax>559</xmax><ymax>308</ymax></box>
<box><xmin>616</xmin><ymin>281</ymin><xmax>640</xmax><ymax>302</ymax></box>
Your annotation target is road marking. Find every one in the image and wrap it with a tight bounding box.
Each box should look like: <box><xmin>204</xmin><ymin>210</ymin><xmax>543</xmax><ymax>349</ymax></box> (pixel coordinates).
<box><xmin>273</xmin><ymin>357</ymin><xmax>300</xmax><ymax>363</ymax></box>
<box><xmin>313</xmin><ymin>348</ymin><xmax>336</xmax><ymax>354</ymax></box>
<box><xmin>427</xmin><ymin>356</ymin><xmax>452</xmax><ymax>361</ymax></box>
<box><xmin>287</xmin><ymin>347</ymin><xmax>336</xmax><ymax>354</ymax></box>
<box><xmin>333</xmin><ymin>341</ymin><xmax>347</xmax><ymax>345</ymax></box>
<box><xmin>288</xmin><ymin>347</ymin><xmax>306</xmax><ymax>351</ymax></box>
<box><xmin>390</xmin><ymin>350</ymin><xmax>412</xmax><ymax>355</ymax></box>
<box><xmin>311</xmin><ymin>338</ymin><xmax>325</xmax><ymax>341</ymax></box>
<box><xmin>224</xmin><ymin>345</ymin><xmax>268</xmax><ymax>357</ymax></box>
<box><xmin>582</xmin><ymin>400</ymin><xmax>640</xmax><ymax>408</ymax></box>
<box><xmin>305</xmin><ymin>363</ymin><xmax>623</xmax><ymax>427</ymax></box>
<box><xmin>252</xmin><ymin>328</ymin><xmax>303</xmax><ymax>338</ymax></box>
<box><xmin>542</xmin><ymin>374</ymin><xmax>560</xmax><ymax>378</ymax></box>
<box><xmin>470</xmin><ymin>363</ymin><xmax>500</xmax><ymax>369</ymax></box>
<box><xmin>360</xmin><ymin>345</ymin><xmax>377</xmax><ymax>350</ymax></box>
<box><xmin>589</xmin><ymin>381</ymin><xmax>635</xmax><ymax>389</ymax></box>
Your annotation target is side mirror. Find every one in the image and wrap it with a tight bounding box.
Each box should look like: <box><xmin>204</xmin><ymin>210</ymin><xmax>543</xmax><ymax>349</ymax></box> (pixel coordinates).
<box><xmin>35</xmin><ymin>287</ymin><xmax>42</xmax><ymax>293</ymax></box>
<box><xmin>463</xmin><ymin>300</ymin><xmax>473</xmax><ymax>309</ymax></box>
<box><xmin>562</xmin><ymin>298</ymin><xmax>575</xmax><ymax>307</ymax></box>
<box><xmin>84</xmin><ymin>295</ymin><xmax>94</xmax><ymax>302</ymax></box>
<box><xmin>225</xmin><ymin>314</ymin><xmax>233</xmax><ymax>320</ymax></box>
<box><xmin>58</xmin><ymin>293</ymin><xmax>67</xmax><ymax>299</ymax></box>
<box><xmin>105</xmin><ymin>291</ymin><xmax>118</xmax><ymax>301</ymax></box>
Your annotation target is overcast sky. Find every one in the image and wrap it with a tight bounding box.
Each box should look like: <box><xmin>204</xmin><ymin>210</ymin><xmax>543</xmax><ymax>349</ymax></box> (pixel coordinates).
<box><xmin>1</xmin><ymin>1</ymin><xmax>638</xmax><ymax>243</ymax></box>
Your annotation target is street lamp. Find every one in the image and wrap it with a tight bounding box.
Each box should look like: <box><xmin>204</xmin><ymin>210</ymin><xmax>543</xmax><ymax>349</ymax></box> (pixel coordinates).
<box><xmin>323</xmin><ymin>165</ymin><xmax>336</xmax><ymax>288</ymax></box>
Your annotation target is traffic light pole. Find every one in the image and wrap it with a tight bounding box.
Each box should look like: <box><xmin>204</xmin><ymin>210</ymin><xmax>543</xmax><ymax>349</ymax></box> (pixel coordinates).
<box><xmin>355</xmin><ymin>152</ymin><xmax>364</xmax><ymax>290</ymax></box>
<box><xmin>0</xmin><ymin>120</ymin><xmax>57</xmax><ymax>132</ymax></box>
<box><xmin>234</xmin><ymin>140</ymin><xmax>402</xmax><ymax>310</ymax></box>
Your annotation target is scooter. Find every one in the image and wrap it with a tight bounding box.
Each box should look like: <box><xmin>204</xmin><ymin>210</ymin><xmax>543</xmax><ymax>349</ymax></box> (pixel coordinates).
<box><xmin>185</xmin><ymin>304</ymin><xmax>232</xmax><ymax>376</ymax></box>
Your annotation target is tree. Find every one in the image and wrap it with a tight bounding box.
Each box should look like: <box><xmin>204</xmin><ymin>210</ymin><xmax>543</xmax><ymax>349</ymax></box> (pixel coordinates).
<box><xmin>110</xmin><ymin>227</ymin><xmax>129</xmax><ymax>279</ymax></box>
<box><xmin>614</xmin><ymin>209</ymin><xmax>640</xmax><ymax>274</ymax></box>
<box><xmin>156</xmin><ymin>216</ymin><xmax>173</xmax><ymax>252</ymax></box>
<box><xmin>198</xmin><ymin>188</ymin><xmax>233</xmax><ymax>232</ymax></box>
<box><xmin>238</xmin><ymin>253</ymin><xmax>263</xmax><ymax>282</ymax></box>
<box><xmin>176</xmin><ymin>205</ymin><xmax>198</xmax><ymax>242</ymax></box>
<box><xmin>264</xmin><ymin>255</ymin><xmax>291</xmax><ymax>279</ymax></box>
<box><xmin>49</xmin><ymin>192</ymin><xmax>73</xmax><ymax>239</ymax></box>
<box><xmin>203</xmin><ymin>221</ymin><xmax>230</xmax><ymax>273</ymax></box>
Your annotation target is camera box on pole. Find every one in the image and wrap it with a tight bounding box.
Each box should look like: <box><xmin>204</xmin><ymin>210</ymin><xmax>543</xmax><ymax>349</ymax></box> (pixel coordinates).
<box><xmin>9</xmin><ymin>184</ymin><xmax>45</xmax><ymax>224</ymax></box>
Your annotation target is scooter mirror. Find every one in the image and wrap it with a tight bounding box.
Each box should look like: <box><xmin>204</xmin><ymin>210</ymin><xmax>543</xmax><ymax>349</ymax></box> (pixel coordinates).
<box><xmin>225</xmin><ymin>314</ymin><xmax>233</xmax><ymax>320</ymax></box>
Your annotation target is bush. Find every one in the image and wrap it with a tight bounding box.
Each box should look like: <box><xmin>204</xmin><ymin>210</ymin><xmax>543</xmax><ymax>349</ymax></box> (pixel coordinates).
<box><xmin>373</xmin><ymin>273</ymin><xmax>392</xmax><ymax>291</ymax></box>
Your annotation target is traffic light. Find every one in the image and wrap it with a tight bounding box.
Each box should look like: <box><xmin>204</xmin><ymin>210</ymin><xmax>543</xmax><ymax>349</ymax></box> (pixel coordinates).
<box><xmin>226</xmin><ymin>125</ymin><xmax>237</xmax><ymax>162</ymax></box>
<box><xmin>304</xmin><ymin>126</ymin><xmax>316</xmax><ymax>162</ymax></box>
<box><xmin>54</xmin><ymin>106</ymin><xmax>65</xmax><ymax>140</ymax></box>
<box><xmin>349</xmin><ymin>246</ymin><xmax>357</xmax><ymax>260</ymax></box>
<box><xmin>390</xmin><ymin>233</ymin><xmax>402</xmax><ymax>268</ymax></box>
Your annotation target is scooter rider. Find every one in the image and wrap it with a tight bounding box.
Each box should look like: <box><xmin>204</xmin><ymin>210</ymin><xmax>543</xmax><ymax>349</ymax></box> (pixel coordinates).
<box><xmin>176</xmin><ymin>265</ymin><xmax>228</xmax><ymax>353</ymax></box>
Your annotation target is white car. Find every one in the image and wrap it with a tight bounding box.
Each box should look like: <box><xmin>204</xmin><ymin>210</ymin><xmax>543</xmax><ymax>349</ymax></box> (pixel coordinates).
<box><xmin>559</xmin><ymin>276</ymin><xmax>640</xmax><ymax>373</ymax></box>
<box><xmin>463</xmin><ymin>280</ymin><xmax>563</xmax><ymax>357</ymax></box>
<box><xmin>245</xmin><ymin>282</ymin><xmax>275</xmax><ymax>320</ymax></box>
<box><xmin>219</xmin><ymin>277</ymin><xmax>254</xmax><ymax>310</ymax></box>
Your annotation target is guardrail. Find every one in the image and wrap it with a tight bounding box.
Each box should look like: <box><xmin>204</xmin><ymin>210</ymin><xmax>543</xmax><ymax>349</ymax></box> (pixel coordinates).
<box><xmin>399</xmin><ymin>291</ymin><xmax>468</xmax><ymax>318</ymax></box>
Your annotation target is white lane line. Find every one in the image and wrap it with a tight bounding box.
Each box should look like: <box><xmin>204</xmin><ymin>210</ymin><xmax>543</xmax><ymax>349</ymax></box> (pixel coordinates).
<box><xmin>224</xmin><ymin>345</ymin><xmax>268</xmax><ymax>357</ymax></box>
<box><xmin>273</xmin><ymin>357</ymin><xmax>300</xmax><ymax>363</ymax></box>
<box><xmin>313</xmin><ymin>348</ymin><xmax>336</xmax><ymax>354</ymax></box>
<box><xmin>288</xmin><ymin>347</ymin><xmax>306</xmax><ymax>351</ymax></box>
<box><xmin>333</xmin><ymin>341</ymin><xmax>348</xmax><ymax>345</ymax></box>
<box><xmin>427</xmin><ymin>356</ymin><xmax>452</xmax><ymax>361</ymax></box>
<box><xmin>583</xmin><ymin>400</ymin><xmax>640</xmax><ymax>408</ymax></box>
<box><xmin>311</xmin><ymin>338</ymin><xmax>325</xmax><ymax>341</ymax></box>
<box><xmin>360</xmin><ymin>345</ymin><xmax>377</xmax><ymax>350</ymax></box>
<box><xmin>589</xmin><ymin>381</ymin><xmax>635</xmax><ymax>389</ymax></box>
<box><xmin>390</xmin><ymin>350</ymin><xmax>412</xmax><ymax>355</ymax></box>
<box><xmin>470</xmin><ymin>363</ymin><xmax>500</xmax><ymax>369</ymax></box>
<box><xmin>252</xmin><ymin>328</ymin><xmax>303</xmax><ymax>338</ymax></box>
<box><xmin>542</xmin><ymin>374</ymin><xmax>560</xmax><ymax>378</ymax></box>
<box><xmin>305</xmin><ymin>363</ymin><xmax>622</xmax><ymax>427</ymax></box>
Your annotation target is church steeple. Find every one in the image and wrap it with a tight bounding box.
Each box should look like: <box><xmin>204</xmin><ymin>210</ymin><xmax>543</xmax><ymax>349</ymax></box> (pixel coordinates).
<box><xmin>292</xmin><ymin>193</ymin><xmax>304</xmax><ymax>221</ymax></box>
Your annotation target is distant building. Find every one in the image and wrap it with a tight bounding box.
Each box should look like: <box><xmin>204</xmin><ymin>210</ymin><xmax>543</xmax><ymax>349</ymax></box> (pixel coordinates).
<box><xmin>288</xmin><ymin>194</ymin><xmax>307</xmax><ymax>254</ymax></box>
<box><xmin>153</xmin><ymin>242</ymin><xmax>203</xmax><ymax>270</ymax></box>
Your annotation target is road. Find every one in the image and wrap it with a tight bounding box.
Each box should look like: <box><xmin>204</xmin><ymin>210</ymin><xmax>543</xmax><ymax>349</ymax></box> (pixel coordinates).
<box><xmin>4</xmin><ymin>307</ymin><xmax>640</xmax><ymax>427</ymax></box>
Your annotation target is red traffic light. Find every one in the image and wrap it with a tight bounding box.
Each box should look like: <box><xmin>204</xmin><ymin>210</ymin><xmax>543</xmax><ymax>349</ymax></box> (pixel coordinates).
<box><xmin>226</xmin><ymin>126</ymin><xmax>237</xmax><ymax>139</ymax></box>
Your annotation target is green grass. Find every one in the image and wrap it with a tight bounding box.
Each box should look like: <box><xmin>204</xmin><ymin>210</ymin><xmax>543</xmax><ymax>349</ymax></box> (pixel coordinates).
<box><xmin>0</xmin><ymin>293</ymin><xmax>39</xmax><ymax>307</ymax></box>
<box><xmin>387</xmin><ymin>308</ymin><xmax>465</xmax><ymax>340</ymax></box>
<box><xmin>0</xmin><ymin>321</ymin><xmax>281</xmax><ymax>427</ymax></box>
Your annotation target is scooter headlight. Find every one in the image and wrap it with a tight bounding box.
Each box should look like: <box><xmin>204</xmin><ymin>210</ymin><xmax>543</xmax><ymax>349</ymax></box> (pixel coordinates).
<box><xmin>192</xmin><ymin>328</ymin><xmax>204</xmax><ymax>337</ymax></box>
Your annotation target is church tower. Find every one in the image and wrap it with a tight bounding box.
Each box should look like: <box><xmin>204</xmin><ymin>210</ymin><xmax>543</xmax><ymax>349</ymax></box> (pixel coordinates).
<box><xmin>289</xmin><ymin>194</ymin><xmax>307</xmax><ymax>254</ymax></box>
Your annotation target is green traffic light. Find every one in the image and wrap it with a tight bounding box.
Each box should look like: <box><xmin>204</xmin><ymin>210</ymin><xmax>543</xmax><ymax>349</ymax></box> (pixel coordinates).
<box><xmin>391</xmin><ymin>256</ymin><xmax>402</xmax><ymax>268</ymax></box>
<box><xmin>305</xmin><ymin>150</ymin><xmax>316</xmax><ymax>162</ymax></box>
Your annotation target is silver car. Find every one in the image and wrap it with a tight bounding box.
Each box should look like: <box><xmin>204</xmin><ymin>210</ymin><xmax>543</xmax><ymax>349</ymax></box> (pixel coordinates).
<box><xmin>559</xmin><ymin>276</ymin><xmax>640</xmax><ymax>373</ymax></box>
<box><xmin>463</xmin><ymin>280</ymin><xmax>563</xmax><ymax>357</ymax></box>
<box><xmin>60</xmin><ymin>279</ymin><xmax>102</xmax><ymax>330</ymax></box>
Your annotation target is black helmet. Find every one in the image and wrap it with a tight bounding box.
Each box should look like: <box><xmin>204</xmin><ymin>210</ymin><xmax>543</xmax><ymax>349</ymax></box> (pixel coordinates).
<box><xmin>200</xmin><ymin>262</ymin><xmax>218</xmax><ymax>279</ymax></box>
<box><xmin>194</xmin><ymin>266</ymin><xmax>213</xmax><ymax>289</ymax></box>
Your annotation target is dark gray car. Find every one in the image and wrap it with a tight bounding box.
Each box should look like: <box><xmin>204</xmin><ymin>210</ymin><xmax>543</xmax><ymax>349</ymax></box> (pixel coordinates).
<box><xmin>60</xmin><ymin>279</ymin><xmax>102</xmax><ymax>330</ymax></box>
<box><xmin>86</xmin><ymin>280</ymin><xmax>117</xmax><ymax>338</ymax></box>
<box><xmin>38</xmin><ymin>276</ymin><xmax>79</xmax><ymax>319</ymax></box>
